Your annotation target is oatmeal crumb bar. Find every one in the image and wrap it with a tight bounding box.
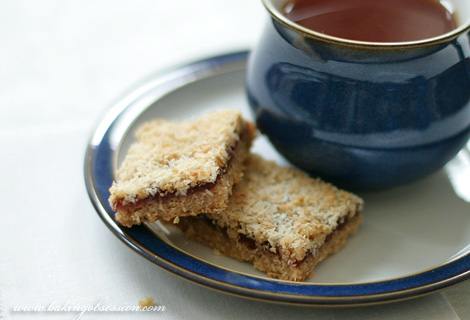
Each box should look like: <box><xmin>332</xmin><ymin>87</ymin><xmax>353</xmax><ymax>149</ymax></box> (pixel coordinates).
<box><xmin>109</xmin><ymin>109</ymin><xmax>255</xmax><ymax>227</ymax></box>
<box><xmin>172</xmin><ymin>154</ymin><xmax>363</xmax><ymax>281</ymax></box>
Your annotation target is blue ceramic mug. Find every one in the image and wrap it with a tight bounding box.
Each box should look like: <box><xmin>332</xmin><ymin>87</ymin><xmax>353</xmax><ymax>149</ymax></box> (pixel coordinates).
<box><xmin>246</xmin><ymin>0</ymin><xmax>470</xmax><ymax>190</ymax></box>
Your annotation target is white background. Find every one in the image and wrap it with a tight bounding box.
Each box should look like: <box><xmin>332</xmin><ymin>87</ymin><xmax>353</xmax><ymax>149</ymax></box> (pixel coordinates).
<box><xmin>1</xmin><ymin>0</ymin><xmax>469</xmax><ymax>319</ymax></box>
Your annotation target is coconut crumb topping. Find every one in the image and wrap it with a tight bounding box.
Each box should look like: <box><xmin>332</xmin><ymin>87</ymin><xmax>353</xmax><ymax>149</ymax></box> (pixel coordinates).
<box><xmin>206</xmin><ymin>154</ymin><xmax>363</xmax><ymax>263</ymax></box>
<box><xmin>109</xmin><ymin>109</ymin><xmax>247</xmax><ymax>208</ymax></box>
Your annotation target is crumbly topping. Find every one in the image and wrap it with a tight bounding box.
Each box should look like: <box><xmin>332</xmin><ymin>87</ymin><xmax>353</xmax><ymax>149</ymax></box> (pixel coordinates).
<box><xmin>109</xmin><ymin>109</ymin><xmax>247</xmax><ymax>208</ymax></box>
<box><xmin>206</xmin><ymin>154</ymin><xmax>363</xmax><ymax>262</ymax></box>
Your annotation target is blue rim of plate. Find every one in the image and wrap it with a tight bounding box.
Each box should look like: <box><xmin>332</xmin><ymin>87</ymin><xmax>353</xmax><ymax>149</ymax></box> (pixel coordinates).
<box><xmin>84</xmin><ymin>50</ymin><xmax>470</xmax><ymax>306</ymax></box>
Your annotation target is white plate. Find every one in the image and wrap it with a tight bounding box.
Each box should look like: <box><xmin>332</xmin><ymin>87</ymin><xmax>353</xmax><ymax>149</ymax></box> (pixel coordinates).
<box><xmin>85</xmin><ymin>51</ymin><xmax>470</xmax><ymax>305</ymax></box>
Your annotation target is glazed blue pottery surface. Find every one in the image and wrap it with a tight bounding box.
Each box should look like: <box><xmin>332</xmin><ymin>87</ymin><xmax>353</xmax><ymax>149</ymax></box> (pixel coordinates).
<box><xmin>246</xmin><ymin>0</ymin><xmax>470</xmax><ymax>190</ymax></box>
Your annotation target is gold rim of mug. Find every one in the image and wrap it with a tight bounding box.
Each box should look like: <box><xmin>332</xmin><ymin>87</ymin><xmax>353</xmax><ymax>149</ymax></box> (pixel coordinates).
<box><xmin>262</xmin><ymin>0</ymin><xmax>470</xmax><ymax>49</ymax></box>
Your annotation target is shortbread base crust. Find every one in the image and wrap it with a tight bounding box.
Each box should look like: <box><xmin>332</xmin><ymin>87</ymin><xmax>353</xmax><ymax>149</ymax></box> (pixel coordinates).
<box><xmin>115</xmin><ymin>124</ymin><xmax>254</xmax><ymax>227</ymax></box>
<box><xmin>173</xmin><ymin>213</ymin><xmax>362</xmax><ymax>281</ymax></box>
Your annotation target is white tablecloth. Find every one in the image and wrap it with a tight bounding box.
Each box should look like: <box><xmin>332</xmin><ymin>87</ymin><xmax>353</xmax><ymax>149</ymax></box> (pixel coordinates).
<box><xmin>1</xmin><ymin>1</ymin><xmax>469</xmax><ymax>319</ymax></box>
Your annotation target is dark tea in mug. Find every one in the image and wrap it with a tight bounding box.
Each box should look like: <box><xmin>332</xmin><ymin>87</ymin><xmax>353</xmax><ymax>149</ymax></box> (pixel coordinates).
<box><xmin>282</xmin><ymin>0</ymin><xmax>458</xmax><ymax>42</ymax></box>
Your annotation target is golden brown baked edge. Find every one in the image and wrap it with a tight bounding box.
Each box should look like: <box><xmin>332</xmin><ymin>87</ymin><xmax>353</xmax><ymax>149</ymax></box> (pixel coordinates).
<box><xmin>172</xmin><ymin>213</ymin><xmax>362</xmax><ymax>282</ymax></box>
